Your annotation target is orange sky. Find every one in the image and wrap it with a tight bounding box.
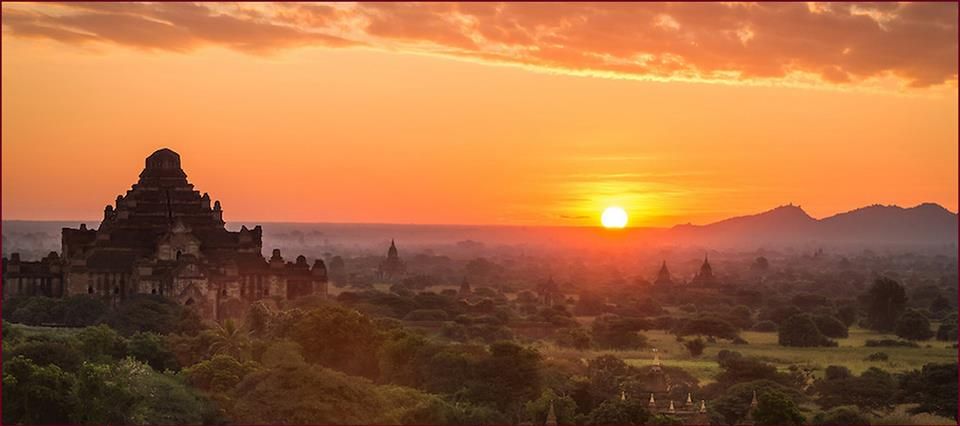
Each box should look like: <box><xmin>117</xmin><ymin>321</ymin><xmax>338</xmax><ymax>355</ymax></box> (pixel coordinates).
<box><xmin>2</xmin><ymin>2</ymin><xmax>958</xmax><ymax>227</ymax></box>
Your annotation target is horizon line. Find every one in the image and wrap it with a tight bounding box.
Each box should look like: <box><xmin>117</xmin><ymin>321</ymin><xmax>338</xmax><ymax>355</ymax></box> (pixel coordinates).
<box><xmin>2</xmin><ymin>201</ymin><xmax>954</xmax><ymax>230</ymax></box>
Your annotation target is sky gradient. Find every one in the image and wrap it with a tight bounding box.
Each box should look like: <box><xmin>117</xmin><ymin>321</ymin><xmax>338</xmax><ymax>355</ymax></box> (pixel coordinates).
<box><xmin>2</xmin><ymin>2</ymin><xmax>958</xmax><ymax>227</ymax></box>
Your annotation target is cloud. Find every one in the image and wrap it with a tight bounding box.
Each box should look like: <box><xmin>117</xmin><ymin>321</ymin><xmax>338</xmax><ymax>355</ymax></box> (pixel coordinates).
<box><xmin>2</xmin><ymin>3</ymin><xmax>358</xmax><ymax>53</ymax></box>
<box><xmin>3</xmin><ymin>2</ymin><xmax>956</xmax><ymax>89</ymax></box>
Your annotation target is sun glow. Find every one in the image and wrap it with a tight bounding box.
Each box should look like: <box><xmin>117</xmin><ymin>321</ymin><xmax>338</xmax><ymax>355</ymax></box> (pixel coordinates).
<box><xmin>601</xmin><ymin>206</ymin><xmax>628</xmax><ymax>228</ymax></box>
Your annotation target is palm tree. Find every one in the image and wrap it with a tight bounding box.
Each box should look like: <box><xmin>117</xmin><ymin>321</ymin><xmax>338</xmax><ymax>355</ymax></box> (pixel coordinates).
<box><xmin>207</xmin><ymin>318</ymin><xmax>251</xmax><ymax>360</ymax></box>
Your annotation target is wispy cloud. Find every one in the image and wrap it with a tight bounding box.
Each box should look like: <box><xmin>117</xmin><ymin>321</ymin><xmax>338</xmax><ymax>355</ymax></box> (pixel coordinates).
<box><xmin>2</xmin><ymin>2</ymin><xmax>956</xmax><ymax>89</ymax></box>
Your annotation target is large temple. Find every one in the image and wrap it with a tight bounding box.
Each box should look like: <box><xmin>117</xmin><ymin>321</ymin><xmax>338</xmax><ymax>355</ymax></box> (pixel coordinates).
<box><xmin>2</xmin><ymin>148</ymin><xmax>327</xmax><ymax>321</ymax></box>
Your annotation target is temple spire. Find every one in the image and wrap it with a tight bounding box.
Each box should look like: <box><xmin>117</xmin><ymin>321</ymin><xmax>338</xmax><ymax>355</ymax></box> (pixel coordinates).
<box><xmin>545</xmin><ymin>402</ymin><xmax>557</xmax><ymax>426</ymax></box>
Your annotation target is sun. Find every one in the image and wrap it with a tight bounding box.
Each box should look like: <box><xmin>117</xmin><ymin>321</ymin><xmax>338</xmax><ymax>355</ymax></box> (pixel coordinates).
<box><xmin>601</xmin><ymin>206</ymin><xmax>628</xmax><ymax>229</ymax></box>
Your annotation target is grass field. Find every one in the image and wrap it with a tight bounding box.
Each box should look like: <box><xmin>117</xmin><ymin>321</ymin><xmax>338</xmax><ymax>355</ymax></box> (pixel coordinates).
<box><xmin>544</xmin><ymin>323</ymin><xmax>957</xmax><ymax>383</ymax></box>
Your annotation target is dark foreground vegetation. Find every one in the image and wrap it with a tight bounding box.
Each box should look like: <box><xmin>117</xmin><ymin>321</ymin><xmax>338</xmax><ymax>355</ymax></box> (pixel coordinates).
<box><xmin>3</xmin><ymin>269</ymin><xmax>957</xmax><ymax>425</ymax></box>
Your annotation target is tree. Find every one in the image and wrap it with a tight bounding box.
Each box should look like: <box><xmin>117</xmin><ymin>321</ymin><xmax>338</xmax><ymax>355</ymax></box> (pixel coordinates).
<box><xmin>753</xmin><ymin>390</ymin><xmax>805</xmax><ymax>425</ymax></box>
<box><xmin>929</xmin><ymin>294</ymin><xmax>952</xmax><ymax>315</ymax></box>
<box><xmin>812</xmin><ymin>406</ymin><xmax>870</xmax><ymax>425</ymax></box>
<box><xmin>863</xmin><ymin>277</ymin><xmax>907</xmax><ymax>332</ymax></box>
<box><xmin>835</xmin><ymin>300</ymin><xmax>858</xmax><ymax>327</ymax></box>
<box><xmin>285</xmin><ymin>305</ymin><xmax>384</xmax><ymax>378</ymax></box>
<box><xmin>591</xmin><ymin>315</ymin><xmax>649</xmax><ymax>349</ymax></box>
<box><xmin>127</xmin><ymin>332</ymin><xmax>180</xmax><ymax>372</ymax></box>
<box><xmin>897</xmin><ymin>363</ymin><xmax>958</xmax><ymax>420</ymax></box>
<box><xmin>812</xmin><ymin>315</ymin><xmax>849</xmax><ymax>338</ymax></box>
<box><xmin>684</xmin><ymin>337</ymin><xmax>706</xmax><ymax>357</ymax></box>
<box><xmin>61</xmin><ymin>295</ymin><xmax>108</xmax><ymax>327</ymax></box>
<box><xmin>465</xmin><ymin>341</ymin><xmax>543</xmax><ymax>416</ymax></box>
<box><xmin>709</xmin><ymin>380</ymin><xmax>804</xmax><ymax>425</ymax></box>
<box><xmin>555</xmin><ymin>327</ymin><xmax>592</xmax><ymax>350</ymax></box>
<box><xmin>676</xmin><ymin>316</ymin><xmax>739</xmax><ymax>340</ymax></box>
<box><xmin>76</xmin><ymin>324</ymin><xmax>128</xmax><ymax>362</ymax></box>
<box><xmin>230</xmin><ymin>352</ymin><xmax>432</xmax><ymax>424</ymax></box>
<box><xmin>813</xmin><ymin>366</ymin><xmax>896</xmax><ymax>411</ymax></box>
<box><xmin>778</xmin><ymin>314</ymin><xmax>835</xmax><ymax>347</ymax></box>
<box><xmin>525</xmin><ymin>389</ymin><xmax>578</xmax><ymax>425</ymax></box>
<box><xmin>184</xmin><ymin>354</ymin><xmax>260</xmax><ymax>393</ymax></box>
<box><xmin>207</xmin><ymin>318</ymin><xmax>252</xmax><ymax>360</ymax></box>
<box><xmin>587</xmin><ymin>398</ymin><xmax>650</xmax><ymax>425</ymax></box>
<box><xmin>936</xmin><ymin>322</ymin><xmax>957</xmax><ymax>341</ymax></box>
<box><xmin>104</xmin><ymin>294</ymin><xmax>200</xmax><ymax>336</ymax></box>
<box><xmin>2</xmin><ymin>356</ymin><xmax>78</xmax><ymax>424</ymax></box>
<box><xmin>7</xmin><ymin>340</ymin><xmax>84</xmax><ymax>372</ymax></box>
<box><xmin>894</xmin><ymin>310</ymin><xmax>934</xmax><ymax>341</ymax></box>
<box><xmin>6</xmin><ymin>296</ymin><xmax>64</xmax><ymax>325</ymax></box>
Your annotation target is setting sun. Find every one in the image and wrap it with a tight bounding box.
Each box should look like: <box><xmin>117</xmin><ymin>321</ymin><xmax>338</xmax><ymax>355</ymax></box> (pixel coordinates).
<box><xmin>601</xmin><ymin>206</ymin><xmax>628</xmax><ymax>229</ymax></box>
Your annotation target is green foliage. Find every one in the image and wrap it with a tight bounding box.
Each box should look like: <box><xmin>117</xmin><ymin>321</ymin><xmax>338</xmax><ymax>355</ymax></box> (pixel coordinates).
<box><xmin>812</xmin><ymin>405</ymin><xmax>870</xmax><ymax>425</ymax></box>
<box><xmin>205</xmin><ymin>319</ymin><xmax>252</xmax><ymax>360</ymax></box>
<box><xmin>863</xmin><ymin>277</ymin><xmax>908</xmax><ymax>332</ymax></box>
<box><xmin>591</xmin><ymin>315</ymin><xmax>649</xmax><ymax>349</ymax></box>
<box><xmin>677</xmin><ymin>316</ymin><xmax>739</xmax><ymax>340</ymax></box>
<box><xmin>895</xmin><ymin>309</ymin><xmax>934</xmax><ymax>341</ymax></box>
<box><xmin>103</xmin><ymin>294</ymin><xmax>202</xmax><ymax>336</ymax></box>
<box><xmin>229</xmin><ymin>350</ymin><xmax>438</xmax><ymax>424</ymax></box>
<box><xmin>778</xmin><ymin>314</ymin><xmax>836</xmax><ymax>347</ymax></box>
<box><xmin>897</xmin><ymin>363</ymin><xmax>958</xmax><ymax>419</ymax></box>
<box><xmin>935</xmin><ymin>321</ymin><xmax>957</xmax><ymax>341</ymax></box>
<box><xmin>524</xmin><ymin>388</ymin><xmax>577</xmax><ymax>425</ymax></box>
<box><xmin>61</xmin><ymin>295</ymin><xmax>109</xmax><ymax>327</ymax></box>
<box><xmin>5</xmin><ymin>296</ymin><xmax>65</xmax><ymax>325</ymax></box>
<box><xmin>708</xmin><ymin>380</ymin><xmax>804</xmax><ymax>425</ymax></box>
<box><xmin>7</xmin><ymin>339</ymin><xmax>84</xmax><ymax>372</ymax></box>
<box><xmin>76</xmin><ymin>324</ymin><xmax>128</xmax><ymax>362</ymax></box>
<box><xmin>753</xmin><ymin>389</ymin><xmax>805</xmax><ymax>425</ymax></box>
<box><xmin>463</xmin><ymin>341</ymin><xmax>543</xmax><ymax>415</ymax></box>
<box><xmin>835</xmin><ymin>301</ymin><xmax>859</xmax><ymax>327</ymax></box>
<box><xmin>814</xmin><ymin>366</ymin><xmax>896</xmax><ymax>410</ymax></box>
<box><xmin>285</xmin><ymin>305</ymin><xmax>384</xmax><ymax>378</ymax></box>
<box><xmin>684</xmin><ymin>337</ymin><xmax>706</xmax><ymax>357</ymax></box>
<box><xmin>587</xmin><ymin>398</ymin><xmax>650</xmax><ymax>425</ymax></box>
<box><xmin>812</xmin><ymin>315</ymin><xmax>849</xmax><ymax>338</ymax></box>
<box><xmin>2</xmin><ymin>355</ymin><xmax>78</xmax><ymax>424</ymax></box>
<box><xmin>184</xmin><ymin>354</ymin><xmax>260</xmax><ymax>393</ymax></box>
<box><xmin>127</xmin><ymin>331</ymin><xmax>180</xmax><ymax>371</ymax></box>
<box><xmin>864</xmin><ymin>338</ymin><xmax>919</xmax><ymax>348</ymax></box>
<box><xmin>71</xmin><ymin>358</ymin><xmax>206</xmax><ymax>424</ymax></box>
<box><xmin>554</xmin><ymin>327</ymin><xmax>592</xmax><ymax>350</ymax></box>
<box><xmin>715</xmin><ymin>351</ymin><xmax>792</xmax><ymax>388</ymax></box>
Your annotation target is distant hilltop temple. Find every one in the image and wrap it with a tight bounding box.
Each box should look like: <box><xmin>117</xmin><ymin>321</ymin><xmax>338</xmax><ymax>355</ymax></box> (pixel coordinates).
<box><xmin>2</xmin><ymin>148</ymin><xmax>327</xmax><ymax>321</ymax></box>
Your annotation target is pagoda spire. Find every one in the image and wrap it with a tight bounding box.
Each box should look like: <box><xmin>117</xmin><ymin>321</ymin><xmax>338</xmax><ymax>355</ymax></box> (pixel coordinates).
<box><xmin>545</xmin><ymin>401</ymin><xmax>557</xmax><ymax>426</ymax></box>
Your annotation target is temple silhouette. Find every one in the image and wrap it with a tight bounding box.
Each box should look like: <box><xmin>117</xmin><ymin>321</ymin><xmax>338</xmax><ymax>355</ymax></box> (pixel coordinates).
<box><xmin>2</xmin><ymin>148</ymin><xmax>327</xmax><ymax>320</ymax></box>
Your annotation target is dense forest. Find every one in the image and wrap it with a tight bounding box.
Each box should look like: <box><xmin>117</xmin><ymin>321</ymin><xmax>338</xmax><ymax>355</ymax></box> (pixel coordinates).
<box><xmin>2</xmin><ymin>268</ymin><xmax>957</xmax><ymax>425</ymax></box>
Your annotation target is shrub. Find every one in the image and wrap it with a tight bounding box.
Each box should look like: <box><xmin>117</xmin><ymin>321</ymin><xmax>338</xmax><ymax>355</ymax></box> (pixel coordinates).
<box><xmin>684</xmin><ymin>338</ymin><xmax>705</xmax><ymax>357</ymax></box>
<box><xmin>864</xmin><ymin>339</ymin><xmax>919</xmax><ymax>348</ymax></box>
<box><xmin>895</xmin><ymin>310</ymin><xmax>934</xmax><ymax>341</ymax></box>
<box><xmin>812</xmin><ymin>406</ymin><xmax>870</xmax><ymax>425</ymax></box>
<box><xmin>778</xmin><ymin>314</ymin><xmax>836</xmax><ymax>347</ymax></box>
<box><xmin>813</xmin><ymin>315</ymin><xmax>849</xmax><ymax>338</ymax></box>
<box><xmin>864</xmin><ymin>352</ymin><xmax>889</xmax><ymax>362</ymax></box>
